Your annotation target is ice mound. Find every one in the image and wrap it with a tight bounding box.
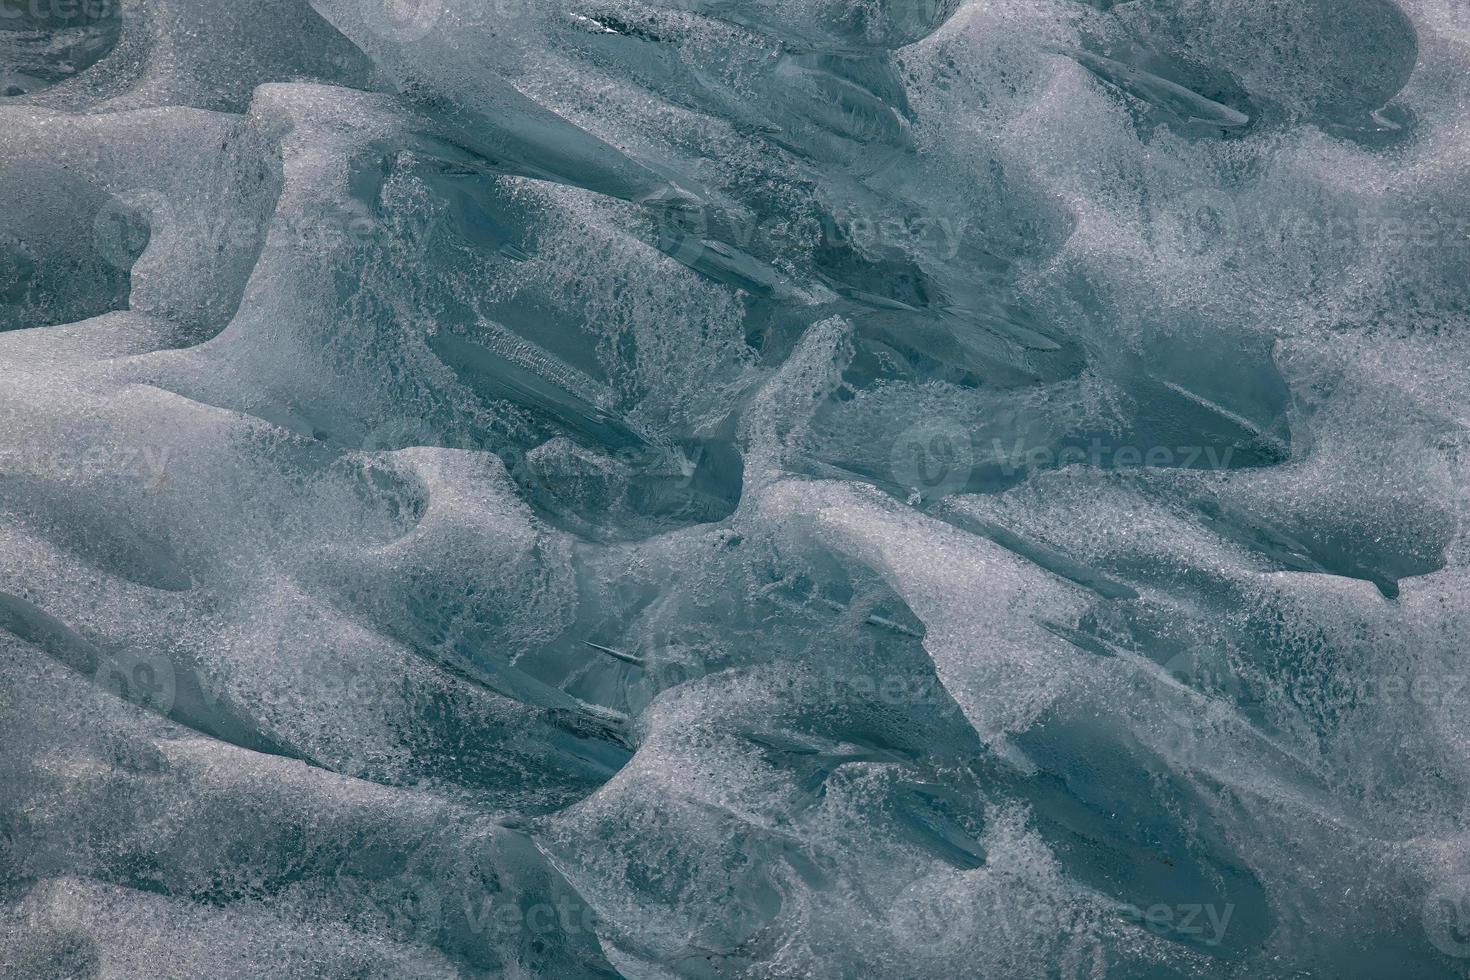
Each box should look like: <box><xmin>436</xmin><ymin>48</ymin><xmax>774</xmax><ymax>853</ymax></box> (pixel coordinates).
<box><xmin>2</xmin><ymin>0</ymin><xmax>1469</xmax><ymax>975</ymax></box>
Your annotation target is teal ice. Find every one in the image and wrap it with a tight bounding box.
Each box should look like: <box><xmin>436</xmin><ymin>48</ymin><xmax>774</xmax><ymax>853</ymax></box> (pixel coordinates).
<box><xmin>1</xmin><ymin>0</ymin><xmax>1468</xmax><ymax>977</ymax></box>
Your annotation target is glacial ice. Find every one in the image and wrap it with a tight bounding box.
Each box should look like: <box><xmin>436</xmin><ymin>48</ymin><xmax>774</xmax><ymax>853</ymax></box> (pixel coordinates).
<box><xmin>2</xmin><ymin>0</ymin><xmax>1469</xmax><ymax>976</ymax></box>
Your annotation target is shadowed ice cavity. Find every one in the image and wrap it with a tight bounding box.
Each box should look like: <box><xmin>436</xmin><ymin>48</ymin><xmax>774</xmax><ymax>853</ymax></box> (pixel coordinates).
<box><xmin>531</xmin><ymin>2</ymin><xmax>1307</xmax><ymax>499</ymax></box>
<box><xmin>529</xmin><ymin>499</ymin><xmax>1285</xmax><ymax>972</ymax></box>
<box><xmin>512</xmin><ymin>392</ymin><xmax>1247</xmax><ymax>972</ymax></box>
<box><xmin>1066</xmin><ymin>0</ymin><xmax>1419</xmax><ymax>142</ymax></box>
<box><xmin>0</xmin><ymin>166</ymin><xmax>140</xmax><ymax>331</ymax></box>
<box><xmin>550</xmin><ymin>4</ymin><xmax>1085</xmax><ymax>356</ymax></box>
<box><xmin>0</xmin><ymin>405</ymin><xmax>638</xmax><ymax>812</ymax></box>
<box><xmin>0</xmin><ymin>643</ymin><xmax>624</xmax><ymax>976</ymax></box>
<box><xmin>1005</xmin><ymin>706</ymin><xmax>1273</xmax><ymax>960</ymax></box>
<box><xmin>8</xmin><ymin>0</ymin><xmax>374</xmax><ymax>112</ymax></box>
<box><xmin>585</xmin><ymin>625</ymin><xmax>1261</xmax><ymax>966</ymax></box>
<box><xmin>0</xmin><ymin>105</ymin><xmax>283</xmax><ymax>343</ymax></box>
<box><xmin>0</xmin><ymin>0</ymin><xmax>121</xmax><ymax>98</ymax></box>
<box><xmin>308</xmin><ymin>0</ymin><xmax>1092</xmax><ymax>408</ymax></box>
<box><xmin>92</xmin><ymin>84</ymin><xmax>743</xmax><ymax>543</ymax></box>
<box><xmin>792</xmin><ymin>316</ymin><xmax>1292</xmax><ymax>513</ymax></box>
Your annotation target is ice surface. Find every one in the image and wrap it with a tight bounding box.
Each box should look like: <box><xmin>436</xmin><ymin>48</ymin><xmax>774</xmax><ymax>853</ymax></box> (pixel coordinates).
<box><xmin>2</xmin><ymin>0</ymin><xmax>1469</xmax><ymax>976</ymax></box>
